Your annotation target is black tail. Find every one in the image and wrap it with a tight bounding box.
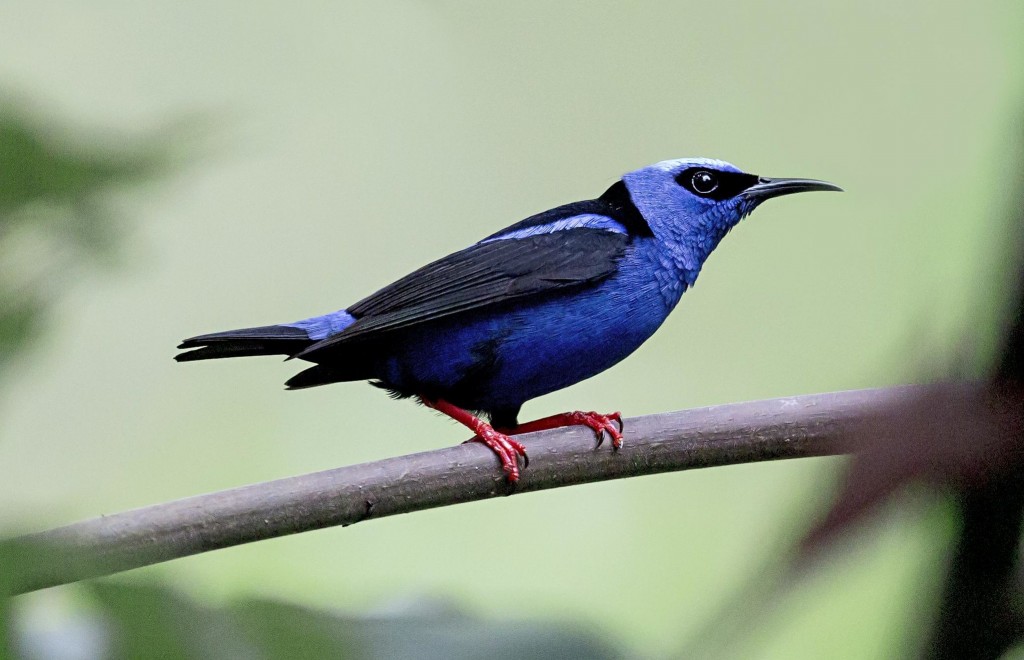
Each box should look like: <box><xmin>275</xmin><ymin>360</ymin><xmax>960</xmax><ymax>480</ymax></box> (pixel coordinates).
<box><xmin>284</xmin><ymin>364</ymin><xmax>354</xmax><ymax>390</ymax></box>
<box><xmin>175</xmin><ymin>325</ymin><xmax>313</xmax><ymax>362</ymax></box>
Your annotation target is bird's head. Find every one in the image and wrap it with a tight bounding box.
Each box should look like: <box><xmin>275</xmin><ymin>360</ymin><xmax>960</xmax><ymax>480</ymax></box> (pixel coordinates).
<box><xmin>622</xmin><ymin>157</ymin><xmax>841</xmax><ymax>250</ymax></box>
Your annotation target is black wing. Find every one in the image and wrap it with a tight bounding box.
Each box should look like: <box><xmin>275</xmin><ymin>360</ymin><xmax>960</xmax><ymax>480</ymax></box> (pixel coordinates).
<box><xmin>296</xmin><ymin>227</ymin><xmax>630</xmax><ymax>361</ymax></box>
<box><xmin>478</xmin><ymin>180</ymin><xmax>652</xmax><ymax>241</ymax></box>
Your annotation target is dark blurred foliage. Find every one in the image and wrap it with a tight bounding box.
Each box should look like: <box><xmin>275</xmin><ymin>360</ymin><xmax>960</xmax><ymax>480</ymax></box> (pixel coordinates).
<box><xmin>3</xmin><ymin>563</ymin><xmax>621</xmax><ymax>659</ymax></box>
<box><xmin>671</xmin><ymin>118</ymin><xmax>1024</xmax><ymax>659</ymax></box>
<box><xmin>0</xmin><ymin>530</ymin><xmax>624</xmax><ymax>658</ymax></box>
<box><xmin>799</xmin><ymin>121</ymin><xmax>1024</xmax><ymax>659</ymax></box>
<box><xmin>84</xmin><ymin>582</ymin><xmax>619</xmax><ymax>660</ymax></box>
<box><xmin>0</xmin><ymin>104</ymin><xmax>168</xmax><ymax>374</ymax></box>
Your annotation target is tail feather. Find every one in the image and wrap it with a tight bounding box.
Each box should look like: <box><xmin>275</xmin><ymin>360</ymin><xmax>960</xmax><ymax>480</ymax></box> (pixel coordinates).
<box><xmin>175</xmin><ymin>324</ymin><xmax>312</xmax><ymax>362</ymax></box>
<box><xmin>284</xmin><ymin>364</ymin><xmax>351</xmax><ymax>389</ymax></box>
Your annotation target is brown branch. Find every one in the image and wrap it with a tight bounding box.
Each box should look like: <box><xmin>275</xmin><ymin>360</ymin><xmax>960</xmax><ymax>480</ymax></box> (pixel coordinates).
<box><xmin>10</xmin><ymin>386</ymin><xmax>931</xmax><ymax>594</ymax></box>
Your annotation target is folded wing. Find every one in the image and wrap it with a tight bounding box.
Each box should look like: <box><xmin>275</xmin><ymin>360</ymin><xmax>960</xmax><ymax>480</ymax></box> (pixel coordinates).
<box><xmin>296</xmin><ymin>226</ymin><xmax>630</xmax><ymax>361</ymax></box>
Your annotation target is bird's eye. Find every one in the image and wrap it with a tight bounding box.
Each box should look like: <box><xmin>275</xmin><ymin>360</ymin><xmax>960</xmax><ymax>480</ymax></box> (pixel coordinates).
<box><xmin>691</xmin><ymin>170</ymin><xmax>718</xmax><ymax>194</ymax></box>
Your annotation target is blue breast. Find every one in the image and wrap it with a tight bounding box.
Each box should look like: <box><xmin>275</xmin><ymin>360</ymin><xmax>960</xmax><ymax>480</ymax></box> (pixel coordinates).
<box><xmin>375</xmin><ymin>238</ymin><xmax>689</xmax><ymax>411</ymax></box>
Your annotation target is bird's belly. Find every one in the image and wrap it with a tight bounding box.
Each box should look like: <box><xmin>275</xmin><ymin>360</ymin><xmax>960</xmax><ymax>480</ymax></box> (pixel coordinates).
<box><xmin>376</xmin><ymin>276</ymin><xmax>672</xmax><ymax>411</ymax></box>
<box><xmin>486</xmin><ymin>296</ymin><xmax>665</xmax><ymax>407</ymax></box>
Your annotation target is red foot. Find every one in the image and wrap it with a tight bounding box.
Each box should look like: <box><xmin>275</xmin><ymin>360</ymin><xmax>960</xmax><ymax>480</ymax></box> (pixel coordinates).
<box><xmin>465</xmin><ymin>428</ymin><xmax>528</xmax><ymax>483</ymax></box>
<box><xmin>419</xmin><ymin>397</ymin><xmax>528</xmax><ymax>483</ymax></box>
<box><xmin>503</xmin><ymin>410</ymin><xmax>624</xmax><ymax>449</ymax></box>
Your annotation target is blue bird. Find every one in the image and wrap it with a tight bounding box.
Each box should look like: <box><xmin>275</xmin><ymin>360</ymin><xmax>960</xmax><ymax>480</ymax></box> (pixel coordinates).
<box><xmin>177</xmin><ymin>158</ymin><xmax>840</xmax><ymax>482</ymax></box>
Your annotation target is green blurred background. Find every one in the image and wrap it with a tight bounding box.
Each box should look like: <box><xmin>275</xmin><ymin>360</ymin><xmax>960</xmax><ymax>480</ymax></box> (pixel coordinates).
<box><xmin>1</xmin><ymin>1</ymin><xmax>1022</xmax><ymax>657</ymax></box>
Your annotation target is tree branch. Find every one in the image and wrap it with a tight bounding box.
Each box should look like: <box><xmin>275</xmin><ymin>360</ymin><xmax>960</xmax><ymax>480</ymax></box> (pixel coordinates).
<box><xmin>11</xmin><ymin>386</ymin><xmax>929</xmax><ymax>594</ymax></box>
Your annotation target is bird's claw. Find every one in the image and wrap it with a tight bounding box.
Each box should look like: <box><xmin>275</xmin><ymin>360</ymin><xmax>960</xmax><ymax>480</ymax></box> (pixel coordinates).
<box><xmin>568</xmin><ymin>410</ymin><xmax>624</xmax><ymax>449</ymax></box>
<box><xmin>466</xmin><ymin>428</ymin><xmax>529</xmax><ymax>482</ymax></box>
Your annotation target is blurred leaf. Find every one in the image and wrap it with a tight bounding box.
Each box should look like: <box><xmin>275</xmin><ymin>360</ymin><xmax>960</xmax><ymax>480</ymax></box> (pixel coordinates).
<box><xmin>0</xmin><ymin>293</ymin><xmax>44</xmax><ymax>373</ymax></box>
<box><xmin>0</xmin><ymin>103</ymin><xmax>176</xmax><ymax>381</ymax></box>
<box><xmin>232</xmin><ymin>598</ymin><xmax>621</xmax><ymax>660</ymax></box>
<box><xmin>229</xmin><ymin>599</ymin><xmax>365</xmax><ymax>659</ymax></box>
<box><xmin>2</xmin><ymin>536</ymin><xmax>620</xmax><ymax>660</ymax></box>
<box><xmin>0</xmin><ymin>537</ymin><xmax>91</xmax><ymax>658</ymax></box>
<box><xmin>6</xmin><ymin>577</ymin><xmax>627</xmax><ymax>660</ymax></box>
<box><xmin>0</xmin><ymin>105</ymin><xmax>160</xmax><ymax>201</ymax></box>
<box><xmin>89</xmin><ymin>582</ymin><xmax>257</xmax><ymax>660</ymax></box>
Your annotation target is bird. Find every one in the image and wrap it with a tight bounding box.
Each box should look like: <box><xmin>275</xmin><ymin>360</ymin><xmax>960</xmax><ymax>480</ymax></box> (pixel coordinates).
<box><xmin>176</xmin><ymin>158</ymin><xmax>841</xmax><ymax>483</ymax></box>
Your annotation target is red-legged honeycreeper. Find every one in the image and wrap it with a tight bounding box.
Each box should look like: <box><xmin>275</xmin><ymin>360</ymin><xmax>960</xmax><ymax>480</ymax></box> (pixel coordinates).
<box><xmin>177</xmin><ymin>158</ymin><xmax>841</xmax><ymax>482</ymax></box>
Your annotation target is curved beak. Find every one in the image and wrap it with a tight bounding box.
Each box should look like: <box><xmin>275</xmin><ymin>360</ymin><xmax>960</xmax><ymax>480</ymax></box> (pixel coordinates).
<box><xmin>742</xmin><ymin>177</ymin><xmax>843</xmax><ymax>201</ymax></box>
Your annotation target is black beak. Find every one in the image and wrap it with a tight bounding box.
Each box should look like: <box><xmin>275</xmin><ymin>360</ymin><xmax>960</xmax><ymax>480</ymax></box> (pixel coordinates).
<box><xmin>742</xmin><ymin>177</ymin><xmax>843</xmax><ymax>200</ymax></box>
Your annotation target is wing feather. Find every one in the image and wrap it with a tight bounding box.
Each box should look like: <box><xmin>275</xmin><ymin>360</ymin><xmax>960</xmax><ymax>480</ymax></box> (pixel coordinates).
<box><xmin>296</xmin><ymin>227</ymin><xmax>629</xmax><ymax>360</ymax></box>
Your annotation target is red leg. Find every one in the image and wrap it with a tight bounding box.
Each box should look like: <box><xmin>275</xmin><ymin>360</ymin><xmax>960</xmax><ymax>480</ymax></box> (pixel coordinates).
<box><xmin>500</xmin><ymin>411</ymin><xmax>624</xmax><ymax>449</ymax></box>
<box><xmin>420</xmin><ymin>397</ymin><xmax>528</xmax><ymax>483</ymax></box>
